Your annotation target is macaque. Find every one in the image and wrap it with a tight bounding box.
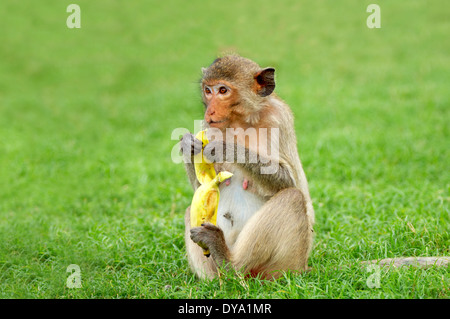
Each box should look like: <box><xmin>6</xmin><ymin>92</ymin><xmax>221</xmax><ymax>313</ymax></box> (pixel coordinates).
<box><xmin>180</xmin><ymin>55</ymin><xmax>315</xmax><ymax>279</ymax></box>
<box><xmin>179</xmin><ymin>55</ymin><xmax>449</xmax><ymax>279</ymax></box>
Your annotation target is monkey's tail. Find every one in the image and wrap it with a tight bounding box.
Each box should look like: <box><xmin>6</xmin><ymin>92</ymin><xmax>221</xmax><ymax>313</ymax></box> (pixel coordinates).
<box><xmin>305</xmin><ymin>256</ymin><xmax>449</xmax><ymax>273</ymax></box>
<box><xmin>360</xmin><ymin>256</ymin><xmax>449</xmax><ymax>268</ymax></box>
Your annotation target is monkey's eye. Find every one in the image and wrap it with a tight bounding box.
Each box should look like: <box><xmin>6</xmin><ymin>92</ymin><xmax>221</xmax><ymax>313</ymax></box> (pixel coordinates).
<box><xmin>219</xmin><ymin>87</ymin><xmax>228</xmax><ymax>94</ymax></box>
<box><xmin>204</xmin><ymin>87</ymin><xmax>212</xmax><ymax>94</ymax></box>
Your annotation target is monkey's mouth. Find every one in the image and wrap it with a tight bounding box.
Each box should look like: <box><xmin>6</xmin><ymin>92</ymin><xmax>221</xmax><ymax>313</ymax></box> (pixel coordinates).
<box><xmin>208</xmin><ymin>118</ymin><xmax>228</xmax><ymax>125</ymax></box>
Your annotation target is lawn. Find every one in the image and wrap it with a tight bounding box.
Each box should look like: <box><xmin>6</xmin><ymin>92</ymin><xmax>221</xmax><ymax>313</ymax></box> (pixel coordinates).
<box><xmin>0</xmin><ymin>0</ymin><xmax>448</xmax><ymax>299</ymax></box>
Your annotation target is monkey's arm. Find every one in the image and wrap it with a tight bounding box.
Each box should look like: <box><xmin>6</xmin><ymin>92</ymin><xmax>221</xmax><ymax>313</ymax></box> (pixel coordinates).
<box><xmin>204</xmin><ymin>140</ymin><xmax>296</xmax><ymax>193</ymax></box>
<box><xmin>180</xmin><ymin>133</ymin><xmax>202</xmax><ymax>190</ymax></box>
<box><xmin>183</xmin><ymin>162</ymin><xmax>200</xmax><ymax>190</ymax></box>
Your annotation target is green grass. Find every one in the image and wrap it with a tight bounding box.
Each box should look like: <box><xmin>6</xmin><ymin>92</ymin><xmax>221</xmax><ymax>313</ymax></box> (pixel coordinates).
<box><xmin>0</xmin><ymin>0</ymin><xmax>449</xmax><ymax>298</ymax></box>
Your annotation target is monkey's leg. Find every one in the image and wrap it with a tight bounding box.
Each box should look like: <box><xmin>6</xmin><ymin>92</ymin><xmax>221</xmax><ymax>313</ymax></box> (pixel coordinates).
<box><xmin>184</xmin><ymin>206</ymin><xmax>217</xmax><ymax>279</ymax></box>
<box><xmin>232</xmin><ymin>188</ymin><xmax>313</xmax><ymax>278</ymax></box>
<box><xmin>191</xmin><ymin>188</ymin><xmax>313</xmax><ymax>279</ymax></box>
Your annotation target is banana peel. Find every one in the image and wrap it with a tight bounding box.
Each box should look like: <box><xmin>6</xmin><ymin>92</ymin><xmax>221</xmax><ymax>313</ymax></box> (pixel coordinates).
<box><xmin>192</xmin><ymin>130</ymin><xmax>216</xmax><ymax>184</ymax></box>
<box><xmin>190</xmin><ymin>130</ymin><xmax>232</xmax><ymax>257</ymax></box>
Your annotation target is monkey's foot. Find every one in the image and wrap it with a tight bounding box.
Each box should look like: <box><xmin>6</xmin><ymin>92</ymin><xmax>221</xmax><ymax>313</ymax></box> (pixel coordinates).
<box><xmin>190</xmin><ymin>223</ymin><xmax>228</xmax><ymax>262</ymax></box>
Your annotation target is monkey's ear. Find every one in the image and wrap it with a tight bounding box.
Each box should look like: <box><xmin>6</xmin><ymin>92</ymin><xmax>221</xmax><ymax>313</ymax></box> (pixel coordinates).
<box><xmin>254</xmin><ymin>67</ymin><xmax>275</xmax><ymax>97</ymax></box>
<box><xmin>201</xmin><ymin>67</ymin><xmax>207</xmax><ymax>74</ymax></box>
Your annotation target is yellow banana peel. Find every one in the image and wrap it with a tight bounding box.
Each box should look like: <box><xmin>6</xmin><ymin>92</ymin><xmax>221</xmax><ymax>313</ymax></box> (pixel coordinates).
<box><xmin>190</xmin><ymin>129</ymin><xmax>232</xmax><ymax>257</ymax></box>
<box><xmin>192</xmin><ymin>130</ymin><xmax>216</xmax><ymax>184</ymax></box>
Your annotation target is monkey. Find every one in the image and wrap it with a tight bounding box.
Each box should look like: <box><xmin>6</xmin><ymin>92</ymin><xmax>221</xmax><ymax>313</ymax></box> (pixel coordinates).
<box><xmin>180</xmin><ymin>54</ymin><xmax>315</xmax><ymax>279</ymax></box>
<box><xmin>179</xmin><ymin>55</ymin><xmax>449</xmax><ymax>280</ymax></box>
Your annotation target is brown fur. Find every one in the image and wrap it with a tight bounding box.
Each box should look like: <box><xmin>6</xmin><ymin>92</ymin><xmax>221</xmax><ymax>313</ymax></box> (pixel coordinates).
<box><xmin>184</xmin><ymin>55</ymin><xmax>315</xmax><ymax>279</ymax></box>
<box><xmin>182</xmin><ymin>55</ymin><xmax>449</xmax><ymax>279</ymax></box>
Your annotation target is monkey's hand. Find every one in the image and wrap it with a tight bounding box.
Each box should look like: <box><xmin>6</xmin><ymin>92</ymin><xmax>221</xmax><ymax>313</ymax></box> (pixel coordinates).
<box><xmin>190</xmin><ymin>223</ymin><xmax>230</xmax><ymax>266</ymax></box>
<box><xmin>180</xmin><ymin>132</ymin><xmax>203</xmax><ymax>160</ymax></box>
<box><xmin>180</xmin><ymin>133</ymin><xmax>203</xmax><ymax>190</ymax></box>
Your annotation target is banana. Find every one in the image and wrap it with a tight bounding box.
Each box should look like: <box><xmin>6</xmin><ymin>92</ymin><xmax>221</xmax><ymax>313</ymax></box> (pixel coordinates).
<box><xmin>192</xmin><ymin>129</ymin><xmax>216</xmax><ymax>184</ymax></box>
<box><xmin>190</xmin><ymin>129</ymin><xmax>233</xmax><ymax>257</ymax></box>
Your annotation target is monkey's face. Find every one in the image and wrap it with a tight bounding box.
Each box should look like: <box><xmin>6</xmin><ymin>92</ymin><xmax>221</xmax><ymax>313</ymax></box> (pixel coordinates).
<box><xmin>200</xmin><ymin>55</ymin><xmax>277</xmax><ymax>129</ymax></box>
<box><xmin>202</xmin><ymin>80</ymin><xmax>239</xmax><ymax>129</ymax></box>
